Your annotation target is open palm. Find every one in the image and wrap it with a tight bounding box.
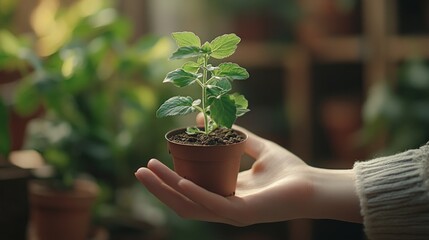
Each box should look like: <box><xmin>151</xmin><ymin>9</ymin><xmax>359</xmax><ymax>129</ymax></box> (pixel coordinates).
<box><xmin>135</xmin><ymin>124</ymin><xmax>315</xmax><ymax>226</ymax></box>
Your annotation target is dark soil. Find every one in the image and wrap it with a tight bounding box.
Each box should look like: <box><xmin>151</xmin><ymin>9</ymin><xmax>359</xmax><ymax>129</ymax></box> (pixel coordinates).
<box><xmin>169</xmin><ymin>128</ymin><xmax>245</xmax><ymax>146</ymax></box>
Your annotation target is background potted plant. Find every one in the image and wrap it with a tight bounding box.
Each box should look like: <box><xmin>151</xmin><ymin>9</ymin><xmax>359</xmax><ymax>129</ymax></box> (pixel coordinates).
<box><xmin>361</xmin><ymin>57</ymin><xmax>429</xmax><ymax>154</ymax></box>
<box><xmin>156</xmin><ymin>31</ymin><xmax>250</xmax><ymax>196</ymax></box>
<box><xmin>4</xmin><ymin>0</ymin><xmax>176</xmax><ymax>239</ymax></box>
<box><xmin>0</xmin><ymin>3</ymin><xmax>34</xmax><ymax>237</ymax></box>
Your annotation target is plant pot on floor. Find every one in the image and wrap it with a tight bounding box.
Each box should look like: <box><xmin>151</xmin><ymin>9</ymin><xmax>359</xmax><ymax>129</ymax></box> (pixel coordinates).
<box><xmin>28</xmin><ymin>179</ymin><xmax>99</xmax><ymax>240</ymax></box>
<box><xmin>166</xmin><ymin>128</ymin><xmax>247</xmax><ymax>197</ymax></box>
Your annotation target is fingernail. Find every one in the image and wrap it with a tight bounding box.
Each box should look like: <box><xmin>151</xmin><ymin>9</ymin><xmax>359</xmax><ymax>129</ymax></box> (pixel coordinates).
<box><xmin>135</xmin><ymin>167</ymin><xmax>145</xmax><ymax>175</ymax></box>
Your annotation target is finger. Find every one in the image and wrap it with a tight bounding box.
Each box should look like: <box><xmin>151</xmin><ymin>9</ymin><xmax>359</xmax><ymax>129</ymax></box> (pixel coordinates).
<box><xmin>135</xmin><ymin>167</ymin><xmax>196</xmax><ymax>212</ymax></box>
<box><xmin>138</xmin><ymin>160</ymin><xmax>241</xmax><ymax>224</ymax></box>
<box><xmin>135</xmin><ymin>167</ymin><xmax>222</xmax><ymax>221</ymax></box>
<box><xmin>147</xmin><ymin>159</ymin><xmax>183</xmax><ymax>192</ymax></box>
<box><xmin>196</xmin><ymin>113</ymin><xmax>205</xmax><ymax>127</ymax></box>
<box><xmin>178</xmin><ymin>178</ymin><xmax>251</xmax><ymax>226</ymax></box>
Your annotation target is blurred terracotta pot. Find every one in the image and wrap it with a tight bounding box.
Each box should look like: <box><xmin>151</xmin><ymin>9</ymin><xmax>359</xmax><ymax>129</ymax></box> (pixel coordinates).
<box><xmin>166</xmin><ymin>128</ymin><xmax>247</xmax><ymax>197</ymax></box>
<box><xmin>29</xmin><ymin>179</ymin><xmax>98</xmax><ymax>240</ymax></box>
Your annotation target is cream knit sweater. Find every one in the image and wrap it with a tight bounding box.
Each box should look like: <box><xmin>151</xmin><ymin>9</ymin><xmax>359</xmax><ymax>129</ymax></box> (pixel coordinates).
<box><xmin>354</xmin><ymin>143</ymin><xmax>429</xmax><ymax>240</ymax></box>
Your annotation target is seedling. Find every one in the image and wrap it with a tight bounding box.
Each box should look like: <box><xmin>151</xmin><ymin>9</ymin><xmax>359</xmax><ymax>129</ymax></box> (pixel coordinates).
<box><xmin>156</xmin><ymin>32</ymin><xmax>249</xmax><ymax>135</ymax></box>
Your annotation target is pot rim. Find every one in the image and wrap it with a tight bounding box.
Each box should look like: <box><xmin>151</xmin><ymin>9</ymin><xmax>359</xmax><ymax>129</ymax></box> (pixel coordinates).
<box><xmin>165</xmin><ymin>127</ymin><xmax>248</xmax><ymax>147</ymax></box>
<box><xmin>29</xmin><ymin>179</ymin><xmax>99</xmax><ymax>199</ymax></box>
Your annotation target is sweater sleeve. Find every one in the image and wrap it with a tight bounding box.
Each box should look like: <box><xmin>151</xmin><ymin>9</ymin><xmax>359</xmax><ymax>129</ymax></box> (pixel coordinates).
<box><xmin>353</xmin><ymin>143</ymin><xmax>429</xmax><ymax>240</ymax></box>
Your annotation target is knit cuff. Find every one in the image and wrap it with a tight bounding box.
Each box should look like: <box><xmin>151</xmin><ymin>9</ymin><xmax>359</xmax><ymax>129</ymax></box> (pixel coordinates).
<box><xmin>353</xmin><ymin>144</ymin><xmax>429</xmax><ymax>240</ymax></box>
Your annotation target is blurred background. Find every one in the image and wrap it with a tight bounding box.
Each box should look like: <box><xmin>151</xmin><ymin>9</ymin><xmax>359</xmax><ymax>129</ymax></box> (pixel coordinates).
<box><xmin>1</xmin><ymin>0</ymin><xmax>429</xmax><ymax>239</ymax></box>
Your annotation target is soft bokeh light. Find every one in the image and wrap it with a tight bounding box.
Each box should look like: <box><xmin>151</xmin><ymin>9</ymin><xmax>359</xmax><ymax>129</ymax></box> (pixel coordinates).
<box><xmin>30</xmin><ymin>0</ymin><xmax>66</xmax><ymax>56</ymax></box>
<box><xmin>60</xmin><ymin>48</ymin><xmax>82</xmax><ymax>78</ymax></box>
<box><xmin>30</xmin><ymin>0</ymin><xmax>111</xmax><ymax>56</ymax></box>
<box><xmin>0</xmin><ymin>30</ymin><xmax>22</xmax><ymax>56</ymax></box>
<box><xmin>88</xmin><ymin>8</ymin><xmax>117</xmax><ymax>28</ymax></box>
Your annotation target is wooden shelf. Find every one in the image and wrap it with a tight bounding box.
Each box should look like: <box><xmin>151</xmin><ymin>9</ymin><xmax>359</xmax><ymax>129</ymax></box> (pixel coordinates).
<box><xmin>230</xmin><ymin>42</ymin><xmax>294</xmax><ymax>67</ymax></box>
<box><xmin>388</xmin><ymin>36</ymin><xmax>429</xmax><ymax>60</ymax></box>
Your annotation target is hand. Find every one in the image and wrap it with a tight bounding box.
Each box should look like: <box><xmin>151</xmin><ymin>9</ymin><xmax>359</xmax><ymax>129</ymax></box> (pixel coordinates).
<box><xmin>135</xmin><ymin>115</ymin><xmax>362</xmax><ymax>226</ymax></box>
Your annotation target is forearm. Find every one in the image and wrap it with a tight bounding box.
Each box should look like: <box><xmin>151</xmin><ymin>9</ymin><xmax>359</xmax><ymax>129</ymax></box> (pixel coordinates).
<box><xmin>306</xmin><ymin>167</ymin><xmax>362</xmax><ymax>223</ymax></box>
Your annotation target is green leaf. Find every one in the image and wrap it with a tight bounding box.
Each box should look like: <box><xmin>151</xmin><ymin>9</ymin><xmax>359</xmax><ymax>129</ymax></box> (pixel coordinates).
<box><xmin>186</xmin><ymin>126</ymin><xmax>204</xmax><ymax>135</ymax></box>
<box><xmin>0</xmin><ymin>30</ymin><xmax>22</xmax><ymax>56</ymax></box>
<box><xmin>197</xmin><ymin>56</ymin><xmax>205</xmax><ymax>65</ymax></box>
<box><xmin>163</xmin><ymin>69</ymin><xmax>200</xmax><ymax>87</ymax></box>
<box><xmin>182</xmin><ymin>61</ymin><xmax>200</xmax><ymax>73</ymax></box>
<box><xmin>156</xmin><ymin>96</ymin><xmax>196</xmax><ymax>118</ymax></box>
<box><xmin>201</xmin><ymin>42</ymin><xmax>211</xmax><ymax>54</ymax></box>
<box><xmin>236</xmin><ymin>108</ymin><xmax>250</xmax><ymax>117</ymax></box>
<box><xmin>210</xmin><ymin>34</ymin><xmax>241</xmax><ymax>59</ymax></box>
<box><xmin>192</xmin><ymin>99</ymin><xmax>201</xmax><ymax>106</ymax></box>
<box><xmin>207</xmin><ymin>78</ymin><xmax>232</xmax><ymax>99</ymax></box>
<box><xmin>210</xmin><ymin>95</ymin><xmax>237</xmax><ymax>128</ymax></box>
<box><xmin>214</xmin><ymin>62</ymin><xmax>249</xmax><ymax>80</ymax></box>
<box><xmin>230</xmin><ymin>93</ymin><xmax>248</xmax><ymax>109</ymax></box>
<box><xmin>230</xmin><ymin>93</ymin><xmax>250</xmax><ymax>117</ymax></box>
<box><xmin>170</xmin><ymin>46</ymin><xmax>203</xmax><ymax>60</ymax></box>
<box><xmin>172</xmin><ymin>32</ymin><xmax>201</xmax><ymax>48</ymax></box>
<box><xmin>0</xmin><ymin>99</ymin><xmax>10</xmax><ymax>157</ymax></box>
<box><xmin>44</xmin><ymin>148</ymin><xmax>71</xmax><ymax>172</ymax></box>
<box><xmin>14</xmin><ymin>78</ymin><xmax>41</xmax><ymax>116</ymax></box>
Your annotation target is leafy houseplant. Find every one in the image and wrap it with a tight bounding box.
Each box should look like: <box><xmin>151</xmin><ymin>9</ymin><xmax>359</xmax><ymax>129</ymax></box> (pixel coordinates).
<box><xmin>13</xmin><ymin>0</ymin><xmax>175</xmax><ymax>194</ymax></box>
<box><xmin>156</xmin><ymin>32</ymin><xmax>250</xmax><ymax>196</ymax></box>
<box><xmin>4</xmin><ymin>0</ymin><xmax>175</xmax><ymax>238</ymax></box>
<box><xmin>361</xmin><ymin>58</ymin><xmax>429</xmax><ymax>154</ymax></box>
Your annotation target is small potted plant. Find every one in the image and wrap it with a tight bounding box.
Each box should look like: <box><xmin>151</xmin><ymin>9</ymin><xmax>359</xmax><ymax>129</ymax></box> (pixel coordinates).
<box><xmin>156</xmin><ymin>32</ymin><xmax>250</xmax><ymax>196</ymax></box>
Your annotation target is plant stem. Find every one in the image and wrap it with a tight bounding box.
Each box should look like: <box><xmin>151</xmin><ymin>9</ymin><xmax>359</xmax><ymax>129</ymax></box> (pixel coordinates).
<box><xmin>202</xmin><ymin>54</ymin><xmax>209</xmax><ymax>134</ymax></box>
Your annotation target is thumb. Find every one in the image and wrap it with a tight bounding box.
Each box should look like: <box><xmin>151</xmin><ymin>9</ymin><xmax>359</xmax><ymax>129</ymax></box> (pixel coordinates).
<box><xmin>232</xmin><ymin>125</ymin><xmax>266</xmax><ymax>160</ymax></box>
<box><xmin>196</xmin><ymin>113</ymin><xmax>205</xmax><ymax>127</ymax></box>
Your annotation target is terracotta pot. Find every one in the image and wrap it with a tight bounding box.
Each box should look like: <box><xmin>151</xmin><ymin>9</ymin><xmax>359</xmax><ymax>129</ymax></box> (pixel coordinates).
<box><xmin>166</xmin><ymin>128</ymin><xmax>247</xmax><ymax>197</ymax></box>
<box><xmin>29</xmin><ymin>179</ymin><xmax>99</xmax><ymax>240</ymax></box>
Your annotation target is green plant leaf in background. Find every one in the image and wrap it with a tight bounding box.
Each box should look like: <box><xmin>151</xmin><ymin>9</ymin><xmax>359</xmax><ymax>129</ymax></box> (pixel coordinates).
<box><xmin>14</xmin><ymin>77</ymin><xmax>41</xmax><ymax>116</ymax></box>
<box><xmin>0</xmin><ymin>30</ymin><xmax>28</xmax><ymax>70</ymax></box>
<box><xmin>0</xmin><ymin>98</ymin><xmax>10</xmax><ymax>157</ymax></box>
<box><xmin>361</xmin><ymin>58</ymin><xmax>429</xmax><ymax>154</ymax></box>
<box><xmin>0</xmin><ymin>0</ymin><xmax>18</xmax><ymax>29</ymax></box>
<box><xmin>44</xmin><ymin>148</ymin><xmax>74</xmax><ymax>188</ymax></box>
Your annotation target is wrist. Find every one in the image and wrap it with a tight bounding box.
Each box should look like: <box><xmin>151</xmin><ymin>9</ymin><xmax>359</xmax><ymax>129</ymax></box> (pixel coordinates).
<box><xmin>306</xmin><ymin>167</ymin><xmax>362</xmax><ymax>223</ymax></box>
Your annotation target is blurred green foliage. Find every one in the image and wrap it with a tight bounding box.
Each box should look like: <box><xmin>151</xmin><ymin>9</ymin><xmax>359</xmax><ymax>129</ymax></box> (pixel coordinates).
<box><xmin>0</xmin><ymin>98</ymin><xmax>10</xmax><ymax>157</ymax></box>
<box><xmin>0</xmin><ymin>0</ymin><xmax>17</xmax><ymax>30</ymax></box>
<box><xmin>0</xmin><ymin>0</ymin><xmax>28</xmax><ymax>159</ymax></box>
<box><xmin>362</xmin><ymin>58</ymin><xmax>429</xmax><ymax>154</ymax></box>
<box><xmin>0</xmin><ymin>0</ymin><xmax>177</xmax><ymax>196</ymax></box>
